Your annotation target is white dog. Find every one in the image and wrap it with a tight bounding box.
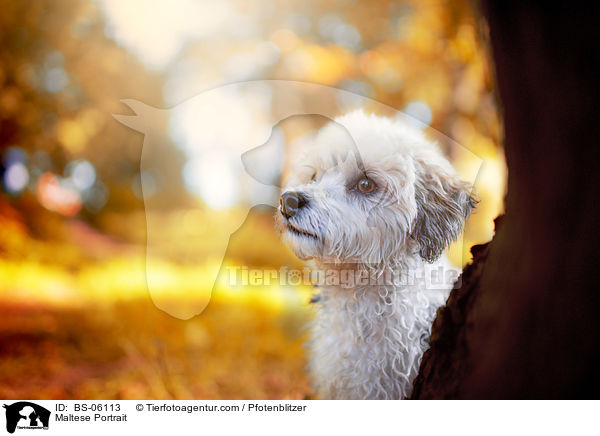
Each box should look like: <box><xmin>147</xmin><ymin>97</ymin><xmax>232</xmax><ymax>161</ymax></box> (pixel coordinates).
<box><xmin>276</xmin><ymin>110</ymin><xmax>476</xmax><ymax>399</ymax></box>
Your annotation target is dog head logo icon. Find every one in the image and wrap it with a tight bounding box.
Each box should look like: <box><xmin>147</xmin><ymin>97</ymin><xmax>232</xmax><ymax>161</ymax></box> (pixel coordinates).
<box><xmin>3</xmin><ymin>402</ymin><xmax>50</xmax><ymax>434</ymax></box>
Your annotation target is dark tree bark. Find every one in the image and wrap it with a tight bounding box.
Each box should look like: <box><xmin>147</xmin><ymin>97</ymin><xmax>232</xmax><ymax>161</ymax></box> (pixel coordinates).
<box><xmin>411</xmin><ymin>1</ymin><xmax>600</xmax><ymax>398</ymax></box>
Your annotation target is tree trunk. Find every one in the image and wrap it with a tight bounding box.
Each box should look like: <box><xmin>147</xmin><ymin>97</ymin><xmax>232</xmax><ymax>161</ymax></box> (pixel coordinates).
<box><xmin>411</xmin><ymin>1</ymin><xmax>600</xmax><ymax>399</ymax></box>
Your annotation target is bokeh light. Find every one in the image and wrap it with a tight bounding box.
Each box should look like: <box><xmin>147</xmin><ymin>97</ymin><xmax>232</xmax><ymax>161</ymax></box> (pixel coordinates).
<box><xmin>4</xmin><ymin>162</ymin><xmax>29</xmax><ymax>194</ymax></box>
<box><xmin>65</xmin><ymin>159</ymin><xmax>96</xmax><ymax>191</ymax></box>
<box><xmin>404</xmin><ymin>101</ymin><xmax>432</xmax><ymax>127</ymax></box>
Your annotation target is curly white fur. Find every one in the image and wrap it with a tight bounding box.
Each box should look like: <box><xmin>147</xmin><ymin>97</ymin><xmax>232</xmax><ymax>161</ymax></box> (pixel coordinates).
<box><xmin>276</xmin><ymin>110</ymin><xmax>475</xmax><ymax>399</ymax></box>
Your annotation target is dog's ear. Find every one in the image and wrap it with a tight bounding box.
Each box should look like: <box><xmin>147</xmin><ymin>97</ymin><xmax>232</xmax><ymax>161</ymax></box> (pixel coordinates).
<box><xmin>411</xmin><ymin>158</ymin><xmax>477</xmax><ymax>263</ymax></box>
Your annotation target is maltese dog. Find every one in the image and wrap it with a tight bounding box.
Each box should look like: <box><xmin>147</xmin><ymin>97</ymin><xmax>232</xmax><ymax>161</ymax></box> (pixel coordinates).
<box><xmin>276</xmin><ymin>110</ymin><xmax>476</xmax><ymax>399</ymax></box>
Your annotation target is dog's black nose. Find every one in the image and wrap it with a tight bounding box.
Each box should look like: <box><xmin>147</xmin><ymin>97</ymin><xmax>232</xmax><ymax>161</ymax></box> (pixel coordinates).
<box><xmin>280</xmin><ymin>191</ymin><xmax>307</xmax><ymax>219</ymax></box>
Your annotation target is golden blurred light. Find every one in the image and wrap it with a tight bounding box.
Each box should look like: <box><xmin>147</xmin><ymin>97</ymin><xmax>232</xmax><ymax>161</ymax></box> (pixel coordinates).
<box><xmin>270</xmin><ymin>29</ymin><xmax>301</xmax><ymax>53</ymax></box>
<box><xmin>286</xmin><ymin>44</ymin><xmax>355</xmax><ymax>84</ymax></box>
<box><xmin>56</xmin><ymin>120</ymin><xmax>87</xmax><ymax>153</ymax></box>
<box><xmin>0</xmin><ymin>86</ymin><xmax>22</xmax><ymax>116</ymax></box>
<box><xmin>359</xmin><ymin>50</ymin><xmax>387</xmax><ymax>76</ymax></box>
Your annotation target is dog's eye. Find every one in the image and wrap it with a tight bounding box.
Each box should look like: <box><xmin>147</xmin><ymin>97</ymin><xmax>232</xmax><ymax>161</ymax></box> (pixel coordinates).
<box><xmin>357</xmin><ymin>177</ymin><xmax>376</xmax><ymax>194</ymax></box>
<box><xmin>311</xmin><ymin>172</ymin><xmax>317</xmax><ymax>182</ymax></box>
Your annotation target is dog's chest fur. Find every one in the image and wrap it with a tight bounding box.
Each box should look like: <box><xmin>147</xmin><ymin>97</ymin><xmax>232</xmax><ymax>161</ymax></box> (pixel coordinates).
<box><xmin>308</xmin><ymin>261</ymin><xmax>452</xmax><ymax>400</ymax></box>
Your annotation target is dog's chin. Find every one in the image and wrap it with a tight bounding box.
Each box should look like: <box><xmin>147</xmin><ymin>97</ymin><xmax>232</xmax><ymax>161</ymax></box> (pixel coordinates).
<box><xmin>282</xmin><ymin>229</ymin><xmax>322</xmax><ymax>260</ymax></box>
<box><xmin>281</xmin><ymin>225</ymin><xmax>322</xmax><ymax>261</ymax></box>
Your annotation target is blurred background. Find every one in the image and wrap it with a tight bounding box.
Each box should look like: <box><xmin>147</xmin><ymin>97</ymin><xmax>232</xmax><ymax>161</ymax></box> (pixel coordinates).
<box><xmin>0</xmin><ymin>0</ymin><xmax>505</xmax><ymax>399</ymax></box>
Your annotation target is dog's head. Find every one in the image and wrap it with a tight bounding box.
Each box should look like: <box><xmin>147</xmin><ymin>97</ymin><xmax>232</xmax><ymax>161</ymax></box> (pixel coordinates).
<box><xmin>275</xmin><ymin>110</ymin><xmax>476</xmax><ymax>266</ymax></box>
